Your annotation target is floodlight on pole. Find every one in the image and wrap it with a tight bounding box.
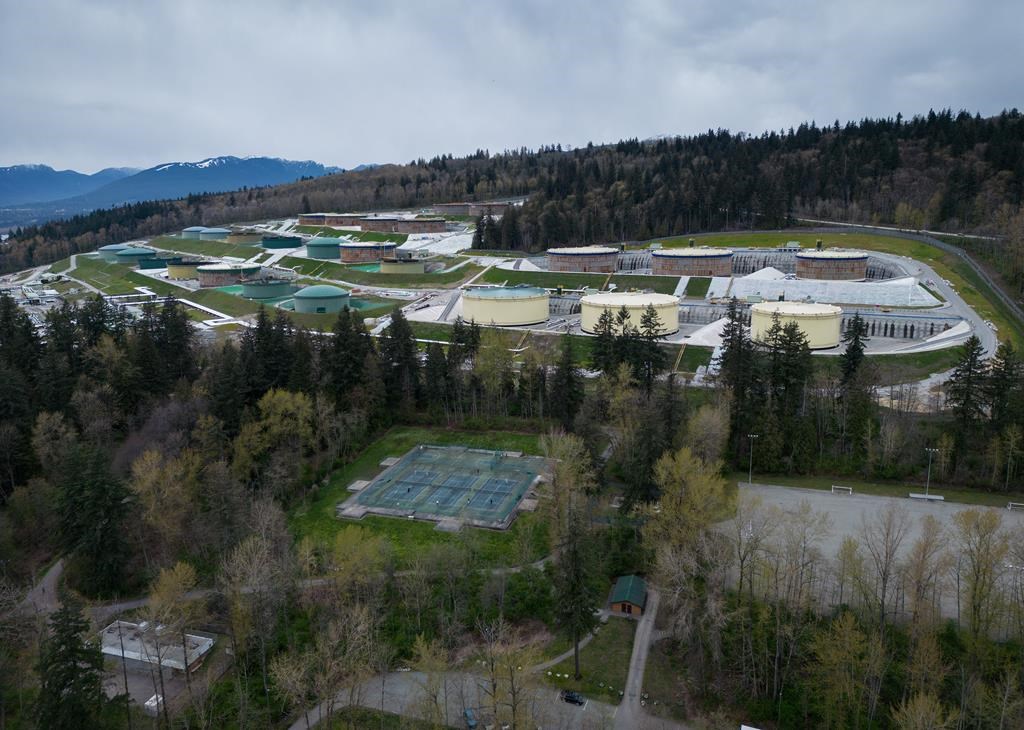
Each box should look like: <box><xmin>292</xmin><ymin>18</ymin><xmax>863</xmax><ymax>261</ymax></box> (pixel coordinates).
<box><xmin>748</xmin><ymin>434</ymin><xmax>759</xmax><ymax>485</ymax></box>
<box><xmin>925</xmin><ymin>447</ymin><xmax>939</xmax><ymax>496</ymax></box>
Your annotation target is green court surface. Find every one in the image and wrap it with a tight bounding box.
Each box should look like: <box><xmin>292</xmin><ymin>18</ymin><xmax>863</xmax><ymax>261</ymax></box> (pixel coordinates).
<box><xmin>341</xmin><ymin>445</ymin><xmax>547</xmax><ymax>529</ymax></box>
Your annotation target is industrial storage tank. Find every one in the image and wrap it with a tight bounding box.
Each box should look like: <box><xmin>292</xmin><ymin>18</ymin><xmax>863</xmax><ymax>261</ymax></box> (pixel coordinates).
<box><xmin>795</xmin><ymin>250</ymin><xmax>868</xmax><ymax>280</ymax></box>
<box><xmin>305</xmin><ymin>239</ymin><xmax>341</xmax><ymax>260</ymax></box>
<box><xmin>580</xmin><ymin>292</ymin><xmax>679</xmax><ymax>335</ymax></box>
<box><xmin>547</xmin><ymin>245</ymin><xmax>619</xmax><ymax>273</ymax></box>
<box><xmin>750</xmin><ymin>301</ymin><xmax>842</xmax><ymax>349</ymax></box>
<box><xmin>226</xmin><ymin>229</ymin><xmax>263</xmax><ymax>244</ymax></box>
<box><xmin>137</xmin><ymin>256</ymin><xmax>172</xmax><ymax>270</ymax></box>
<box><xmin>462</xmin><ymin>286</ymin><xmax>550</xmax><ymax>326</ymax></box>
<box><xmin>166</xmin><ymin>259</ymin><xmax>210</xmax><ymax>280</ymax></box>
<box><xmin>340</xmin><ymin>242</ymin><xmax>397</xmax><ymax>263</ymax></box>
<box><xmin>199</xmin><ymin>227</ymin><xmax>231</xmax><ymax>241</ymax></box>
<box><xmin>181</xmin><ymin>226</ymin><xmax>207</xmax><ymax>239</ymax></box>
<box><xmin>261</xmin><ymin>234</ymin><xmax>303</xmax><ymax>249</ymax></box>
<box><xmin>241</xmin><ymin>278</ymin><xmax>295</xmax><ymax>299</ymax></box>
<box><xmin>379</xmin><ymin>257</ymin><xmax>425</xmax><ymax>274</ymax></box>
<box><xmin>98</xmin><ymin>243</ymin><xmax>131</xmax><ymax>262</ymax></box>
<box><xmin>292</xmin><ymin>284</ymin><xmax>350</xmax><ymax>314</ymax></box>
<box><xmin>651</xmin><ymin>248</ymin><xmax>734</xmax><ymax>276</ymax></box>
<box><xmin>196</xmin><ymin>263</ymin><xmax>262</xmax><ymax>287</ymax></box>
<box><xmin>114</xmin><ymin>247</ymin><xmax>158</xmax><ymax>266</ymax></box>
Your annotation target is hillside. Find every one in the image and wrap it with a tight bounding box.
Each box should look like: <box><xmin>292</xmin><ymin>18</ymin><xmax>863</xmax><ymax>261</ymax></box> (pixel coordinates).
<box><xmin>0</xmin><ymin>156</ymin><xmax>341</xmax><ymax>227</ymax></box>
<box><xmin>0</xmin><ymin>165</ymin><xmax>136</xmax><ymax>206</ymax></box>
<box><xmin>3</xmin><ymin>109</ymin><xmax>1023</xmax><ymax>283</ymax></box>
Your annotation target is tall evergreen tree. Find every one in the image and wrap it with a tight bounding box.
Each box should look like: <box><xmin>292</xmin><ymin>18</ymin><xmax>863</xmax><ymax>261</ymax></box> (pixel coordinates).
<box><xmin>590</xmin><ymin>308</ymin><xmax>616</xmax><ymax>373</ymax></box>
<box><xmin>638</xmin><ymin>303</ymin><xmax>667</xmax><ymax>394</ymax></box>
<box><xmin>839</xmin><ymin>313</ymin><xmax>868</xmax><ymax>387</ymax></box>
<box><xmin>34</xmin><ymin>598</ymin><xmax>108</xmax><ymax>730</ymax></box>
<box><xmin>984</xmin><ymin>341</ymin><xmax>1020</xmax><ymax>430</ymax></box>
<box><xmin>549</xmin><ymin>334</ymin><xmax>583</xmax><ymax>430</ymax></box>
<box><xmin>946</xmin><ymin>335</ymin><xmax>987</xmax><ymax>438</ymax></box>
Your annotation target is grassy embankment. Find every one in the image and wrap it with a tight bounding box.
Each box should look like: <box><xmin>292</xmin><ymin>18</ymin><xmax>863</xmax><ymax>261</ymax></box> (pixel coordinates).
<box><xmin>288</xmin><ymin>427</ymin><xmax>549</xmax><ymax>569</ymax></box>
<box><xmin>542</xmin><ymin>617</ymin><xmax>636</xmax><ymax>704</ymax></box>
<box><xmin>277</xmin><ymin>256</ymin><xmax>482</xmax><ymax>288</ymax></box>
<box><xmin>293</xmin><ymin>225</ymin><xmax>408</xmax><ymax>244</ymax></box>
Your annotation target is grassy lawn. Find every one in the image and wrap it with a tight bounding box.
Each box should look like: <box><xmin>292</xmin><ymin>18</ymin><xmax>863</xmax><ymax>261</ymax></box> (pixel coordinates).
<box><xmin>276</xmin><ymin>256</ymin><xmax>480</xmax><ymax>288</ymax></box>
<box><xmin>675</xmin><ymin>344</ymin><xmax>714</xmax><ymax>372</ymax></box>
<box><xmin>148</xmin><ymin>235</ymin><xmax>254</xmax><ymax>259</ymax></box>
<box><xmin>864</xmin><ymin>348</ymin><xmax>963</xmax><ymax>379</ymax></box>
<box><xmin>608</xmin><ymin>274</ymin><xmax>680</xmax><ymax>294</ymax></box>
<box><xmin>289</xmin><ymin>427</ymin><xmax>549</xmax><ymax>568</ymax></box>
<box><xmin>542</xmin><ymin>617</ymin><xmax>636</xmax><ymax>704</ymax></box>
<box><xmin>649</xmin><ymin>231</ymin><xmax>1024</xmax><ymax>348</ymax></box>
<box><xmin>684</xmin><ymin>277</ymin><xmax>711</xmax><ymax>298</ymax></box>
<box><xmin>732</xmin><ymin>471</ymin><xmax>1024</xmax><ymax>508</ymax></box>
<box><xmin>407</xmin><ymin>321</ymin><xmax>526</xmax><ymax>349</ymax></box>
<box><xmin>70</xmin><ymin>257</ymin><xmax>189</xmax><ymax>297</ymax></box>
<box><xmin>48</xmin><ymin>257</ymin><xmax>72</xmax><ymax>273</ymax></box>
<box><xmin>480</xmin><ymin>268</ymin><xmax>608</xmax><ymax>291</ymax></box>
<box><xmin>293</xmin><ymin>225</ymin><xmax>409</xmax><ymax>244</ymax></box>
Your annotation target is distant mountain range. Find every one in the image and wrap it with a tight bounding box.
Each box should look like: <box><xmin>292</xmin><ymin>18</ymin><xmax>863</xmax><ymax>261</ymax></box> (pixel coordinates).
<box><xmin>0</xmin><ymin>156</ymin><xmax>345</xmax><ymax>227</ymax></box>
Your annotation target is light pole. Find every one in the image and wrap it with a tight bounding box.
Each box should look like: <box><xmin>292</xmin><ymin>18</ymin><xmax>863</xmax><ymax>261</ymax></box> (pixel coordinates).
<box><xmin>925</xmin><ymin>447</ymin><xmax>938</xmax><ymax>496</ymax></box>
<box><xmin>748</xmin><ymin>433</ymin><xmax>759</xmax><ymax>485</ymax></box>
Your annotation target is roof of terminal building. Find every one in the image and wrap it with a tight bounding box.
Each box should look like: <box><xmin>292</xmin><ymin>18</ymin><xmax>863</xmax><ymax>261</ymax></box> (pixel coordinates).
<box><xmin>653</xmin><ymin>247</ymin><xmax>734</xmax><ymax>257</ymax></box>
<box><xmin>546</xmin><ymin>245</ymin><xmax>619</xmax><ymax>255</ymax></box>
<box><xmin>751</xmin><ymin>301</ymin><xmax>843</xmax><ymax>317</ymax></box>
<box><xmin>796</xmin><ymin>249</ymin><xmax>868</xmax><ymax>259</ymax></box>
<box><xmin>581</xmin><ymin>291</ymin><xmax>679</xmax><ymax>306</ymax></box>
<box><xmin>294</xmin><ymin>284</ymin><xmax>350</xmax><ymax>298</ymax></box>
<box><xmin>464</xmin><ymin>286</ymin><xmax>548</xmax><ymax>299</ymax></box>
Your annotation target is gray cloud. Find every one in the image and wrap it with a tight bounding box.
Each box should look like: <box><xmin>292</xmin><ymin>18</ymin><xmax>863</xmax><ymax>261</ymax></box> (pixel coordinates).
<box><xmin>0</xmin><ymin>0</ymin><xmax>1019</xmax><ymax>172</ymax></box>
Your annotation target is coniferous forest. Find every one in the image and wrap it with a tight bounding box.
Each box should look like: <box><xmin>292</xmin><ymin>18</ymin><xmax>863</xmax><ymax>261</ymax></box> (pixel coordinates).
<box><xmin>4</xmin><ymin>109</ymin><xmax>1024</xmax><ymax>288</ymax></box>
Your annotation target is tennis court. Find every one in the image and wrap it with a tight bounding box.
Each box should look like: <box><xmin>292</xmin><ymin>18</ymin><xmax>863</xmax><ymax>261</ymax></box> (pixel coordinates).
<box><xmin>340</xmin><ymin>445</ymin><xmax>548</xmax><ymax>529</ymax></box>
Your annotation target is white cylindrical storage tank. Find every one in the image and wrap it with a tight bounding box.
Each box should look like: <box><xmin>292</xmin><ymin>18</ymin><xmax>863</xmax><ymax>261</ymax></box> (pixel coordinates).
<box><xmin>462</xmin><ymin>286</ymin><xmax>550</xmax><ymax>326</ymax></box>
<box><xmin>795</xmin><ymin>250</ymin><xmax>868</xmax><ymax>280</ymax></box>
<box><xmin>750</xmin><ymin>301</ymin><xmax>842</xmax><ymax>349</ymax></box>
<box><xmin>181</xmin><ymin>226</ymin><xmax>207</xmax><ymax>239</ymax></box>
<box><xmin>651</xmin><ymin>248</ymin><xmax>734</xmax><ymax>276</ymax></box>
<box><xmin>199</xmin><ymin>227</ymin><xmax>231</xmax><ymax>240</ymax></box>
<box><xmin>580</xmin><ymin>292</ymin><xmax>679</xmax><ymax>335</ymax></box>
<box><xmin>546</xmin><ymin>245</ymin><xmax>619</xmax><ymax>273</ymax></box>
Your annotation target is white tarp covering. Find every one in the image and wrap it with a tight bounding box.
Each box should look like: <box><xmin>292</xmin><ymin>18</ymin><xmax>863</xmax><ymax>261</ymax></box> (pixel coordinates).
<box><xmin>706</xmin><ymin>275</ymin><xmax>940</xmax><ymax>307</ymax></box>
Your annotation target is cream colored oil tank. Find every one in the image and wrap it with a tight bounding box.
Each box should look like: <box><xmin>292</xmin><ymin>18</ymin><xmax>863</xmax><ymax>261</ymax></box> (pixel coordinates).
<box><xmin>462</xmin><ymin>286</ymin><xmax>549</xmax><ymax>326</ymax></box>
<box><xmin>580</xmin><ymin>292</ymin><xmax>679</xmax><ymax>335</ymax></box>
<box><xmin>750</xmin><ymin>301</ymin><xmax>842</xmax><ymax>349</ymax></box>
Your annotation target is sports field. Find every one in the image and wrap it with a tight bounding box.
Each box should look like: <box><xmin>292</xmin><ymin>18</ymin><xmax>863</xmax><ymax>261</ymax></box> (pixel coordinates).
<box><xmin>339</xmin><ymin>444</ymin><xmax>547</xmax><ymax>529</ymax></box>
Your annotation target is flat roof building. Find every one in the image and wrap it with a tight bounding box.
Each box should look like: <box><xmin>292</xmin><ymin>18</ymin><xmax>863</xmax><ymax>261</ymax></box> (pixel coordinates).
<box><xmin>100</xmin><ymin>620</ymin><xmax>214</xmax><ymax>675</ymax></box>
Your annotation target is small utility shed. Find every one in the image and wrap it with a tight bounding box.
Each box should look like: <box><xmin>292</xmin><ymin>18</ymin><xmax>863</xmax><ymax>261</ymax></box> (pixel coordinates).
<box><xmin>610</xmin><ymin>575</ymin><xmax>647</xmax><ymax>616</ymax></box>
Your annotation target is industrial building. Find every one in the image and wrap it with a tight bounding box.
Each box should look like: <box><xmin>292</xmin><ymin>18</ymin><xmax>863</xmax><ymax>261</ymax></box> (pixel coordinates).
<box><xmin>323</xmin><ymin>213</ymin><xmax>365</xmax><ymax>227</ymax></box>
<box><xmin>261</xmin><ymin>234</ymin><xmax>302</xmax><ymax>249</ymax></box>
<box><xmin>340</xmin><ymin>241</ymin><xmax>397</xmax><ymax>263</ymax></box>
<box><xmin>361</xmin><ymin>217</ymin><xmax>446</xmax><ymax>234</ymax></box>
<box><xmin>166</xmin><ymin>259</ymin><xmax>209</xmax><ymax>280</ymax></box>
<box><xmin>114</xmin><ymin>247</ymin><xmax>158</xmax><ymax>266</ymax></box>
<box><xmin>196</xmin><ymin>262</ymin><xmax>261</xmax><ymax>287</ymax></box>
<box><xmin>100</xmin><ymin>620</ymin><xmax>214</xmax><ymax>675</ymax></box>
<box><xmin>580</xmin><ymin>292</ymin><xmax>679</xmax><ymax>335</ymax></box>
<box><xmin>462</xmin><ymin>286</ymin><xmax>550</xmax><ymax>326</ymax></box>
<box><xmin>651</xmin><ymin>248</ymin><xmax>734</xmax><ymax>276</ymax></box>
<box><xmin>750</xmin><ymin>301</ymin><xmax>842</xmax><ymax>349</ymax></box>
<box><xmin>98</xmin><ymin>243</ymin><xmax>131</xmax><ymax>262</ymax></box>
<box><xmin>181</xmin><ymin>226</ymin><xmax>207</xmax><ymax>239</ymax></box>
<box><xmin>305</xmin><ymin>239</ymin><xmax>341</xmax><ymax>260</ymax></box>
<box><xmin>198</xmin><ymin>227</ymin><xmax>231</xmax><ymax>241</ymax></box>
<box><xmin>297</xmin><ymin>213</ymin><xmax>326</xmax><ymax>226</ymax></box>
<box><xmin>241</xmin><ymin>278</ymin><xmax>294</xmax><ymax>299</ymax></box>
<box><xmin>292</xmin><ymin>284</ymin><xmax>350</xmax><ymax>314</ymax></box>
<box><xmin>795</xmin><ymin>250</ymin><xmax>868</xmax><ymax>280</ymax></box>
<box><xmin>547</xmin><ymin>245</ymin><xmax>619</xmax><ymax>273</ymax></box>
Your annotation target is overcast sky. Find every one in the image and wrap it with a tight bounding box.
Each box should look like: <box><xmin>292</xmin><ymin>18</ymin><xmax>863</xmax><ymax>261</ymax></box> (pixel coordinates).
<box><xmin>1</xmin><ymin>0</ymin><xmax>1020</xmax><ymax>173</ymax></box>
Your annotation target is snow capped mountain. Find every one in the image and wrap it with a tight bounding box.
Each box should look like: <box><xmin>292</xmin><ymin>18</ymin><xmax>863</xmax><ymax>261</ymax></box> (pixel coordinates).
<box><xmin>0</xmin><ymin>156</ymin><xmax>342</xmax><ymax>226</ymax></box>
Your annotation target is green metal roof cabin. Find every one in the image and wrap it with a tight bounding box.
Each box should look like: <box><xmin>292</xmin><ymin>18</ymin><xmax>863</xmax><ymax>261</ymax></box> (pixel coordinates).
<box><xmin>609</xmin><ymin>575</ymin><xmax>647</xmax><ymax>616</ymax></box>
